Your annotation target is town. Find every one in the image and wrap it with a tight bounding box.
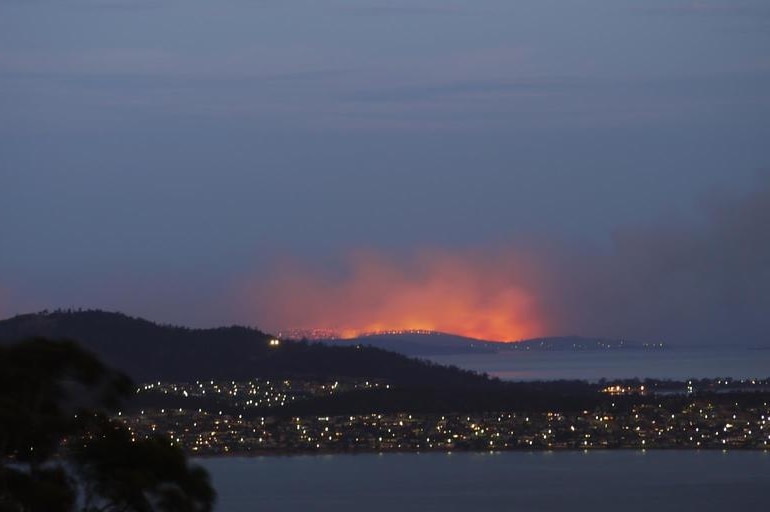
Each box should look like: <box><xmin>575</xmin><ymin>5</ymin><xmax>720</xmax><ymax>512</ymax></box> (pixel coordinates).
<box><xmin>120</xmin><ymin>378</ymin><xmax>770</xmax><ymax>455</ymax></box>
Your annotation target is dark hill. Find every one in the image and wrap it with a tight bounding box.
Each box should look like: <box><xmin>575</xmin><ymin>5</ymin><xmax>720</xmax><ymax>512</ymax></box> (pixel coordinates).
<box><xmin>500</xmin><ymin>336</ymin><xmax>660</xmax><ymax>350</ymax></box>
<box><xmin>324</xmin><ymin>332</ymin><xmax>657</xmax><ymax>357</ymax></box>
<box><xmin>0</xmin><ymin>310</ymin><xmax>497</xmax><ymax>388</ymax></box>
<box><xmin>325</xmin><ymin>331</ymin><xmax>497</xmax><ymax>355</ymax></box>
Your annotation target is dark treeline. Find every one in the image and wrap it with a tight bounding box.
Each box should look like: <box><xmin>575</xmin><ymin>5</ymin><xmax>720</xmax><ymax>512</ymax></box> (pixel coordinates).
<box><xmin>0</xmin><ymin>338</ymin><xmax>215</xmax><ymax>512</ymax></box>
<box><xmin>253</xmin><ymin>382</ymin><xmax>603</xmax><ymax>417</ymax></box>
<box><xmin>131</xmin><ymin>380</ymin><xmax>604</xmax><ymax>418</ymax></box>
<box><xmin>130</xmin><ymin>379</ymin><xmax>770</xmax><ymax>419</ymax></box>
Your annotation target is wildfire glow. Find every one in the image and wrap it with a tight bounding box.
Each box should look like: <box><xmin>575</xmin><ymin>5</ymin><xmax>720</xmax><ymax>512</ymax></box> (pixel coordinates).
<box><xmin>245</xmin><ymin>248</ymin><xmax>544</xmax><ymax>342</ymax></box>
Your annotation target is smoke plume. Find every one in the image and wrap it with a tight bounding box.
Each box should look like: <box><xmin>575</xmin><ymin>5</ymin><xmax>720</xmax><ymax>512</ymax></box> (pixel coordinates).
<box><xmin>242</xmin><ymin>178</ymin><xmax>770</xmax><ymax>346</ymax></box>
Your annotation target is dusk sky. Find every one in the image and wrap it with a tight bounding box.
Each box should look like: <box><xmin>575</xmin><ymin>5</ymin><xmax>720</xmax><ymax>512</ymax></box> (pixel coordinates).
<box><xmin>2</xmin><ymin>1</ymin><xmax>769</xmax><ymax>344</ymax></box>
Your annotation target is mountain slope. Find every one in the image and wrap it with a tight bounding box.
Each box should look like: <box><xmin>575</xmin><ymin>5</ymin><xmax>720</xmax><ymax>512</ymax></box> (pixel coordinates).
<box><xmin>0</xmin><ymin>310</ymin><xmax>497</xmax><ymax>387</ymax></box>
<box><xmin>324</xmin><ymin>332</ymin><xmax>656</xmax><ymax>356</ymax></box>
<box><xmin>325</xmin><ymin>331</ymin><xmax>497</xmax><ymax>355</ymax></box>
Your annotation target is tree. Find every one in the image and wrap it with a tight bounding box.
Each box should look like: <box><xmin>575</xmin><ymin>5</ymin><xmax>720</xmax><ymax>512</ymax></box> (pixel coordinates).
<box><xmin>73</xmin><ymin>419</ymin><xmax>215</xmax><ymax>512</ymax></box>
<box><xmin>0</xmin><ymin>338</ymin><xmax>215</xmax><ymax>512</ymax></box>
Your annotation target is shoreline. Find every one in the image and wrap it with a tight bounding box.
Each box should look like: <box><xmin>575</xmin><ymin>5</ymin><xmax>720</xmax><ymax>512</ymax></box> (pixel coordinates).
<box><xmin>190</xmin><ymin>446</ymin><xmax>770</xmax><ymax>459</ymax></box>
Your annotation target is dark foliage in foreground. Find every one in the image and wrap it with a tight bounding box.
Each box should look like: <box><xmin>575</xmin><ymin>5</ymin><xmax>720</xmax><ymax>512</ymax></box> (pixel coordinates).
<box><xmin>0</xmin><ymin>338</ymin><xmax>215</xmax><ymax>512</ymax></box>
<box><xmin>73</xmin><ymin>418</ymin><xmax>215</xmax><ymax>512</ymax></box>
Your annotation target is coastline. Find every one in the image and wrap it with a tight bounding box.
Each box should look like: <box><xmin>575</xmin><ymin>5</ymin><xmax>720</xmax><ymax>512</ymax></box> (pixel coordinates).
<box><xmin>190</xmin><ymin>445</ymin><xmax>770</xmax><ymax>459</ymax></box>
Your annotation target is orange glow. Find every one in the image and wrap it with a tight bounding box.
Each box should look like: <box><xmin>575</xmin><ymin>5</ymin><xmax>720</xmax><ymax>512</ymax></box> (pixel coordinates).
<box><xmin>244</xmin><ymin>248</ymin><xmax>544</xmax><ymax>342</ymax></box>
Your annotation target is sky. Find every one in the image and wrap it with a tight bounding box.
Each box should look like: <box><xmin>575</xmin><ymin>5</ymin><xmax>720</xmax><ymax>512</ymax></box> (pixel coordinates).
<box><xmin>1</xmin><ymin>0</ymin><xmax>769</xmax><ymax>345</ymax></box>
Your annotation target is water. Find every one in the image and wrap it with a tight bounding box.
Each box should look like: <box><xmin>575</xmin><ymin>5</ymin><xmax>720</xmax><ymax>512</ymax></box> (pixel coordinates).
<box><xmin>200</xmin><ymin>451</ymin><xmax>770</xmax><ymax>512</ymax></box>
<box><xmin>426</xmin><ymin>347</ymin><xmax>770</xmax><ymax>381</ymax></box>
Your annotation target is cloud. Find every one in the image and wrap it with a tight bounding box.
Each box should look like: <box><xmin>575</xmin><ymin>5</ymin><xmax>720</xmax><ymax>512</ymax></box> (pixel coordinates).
<box><xmin>0</xmin><ymin>48</ymin><xmax>181</xmax><ymax>76</ymax></box>
<box><xmin>341</xmin><ymin>78</ymin><xmax>572</xmax><ymax>104</ymax></box>
<box><xmin>337</xmin><ymin>6</ymin><xmax>464</xmax><ymax>17</ymax></box>
<box><xmin>0</xmin><ymin>287</ymin><xmax>7</xmax><ymax>319</ymax></box>
<box><xmin>635</xmin><ymin>1</ymin><xmax>770</xmax><ymax>19</ymax></box>
<box><xmin>0</xmin><ymin>0</ymin><xmax>174</xmax><ymax>9</ymax></box>
<box><xmin>62</xmin><ymin>0</ymin><xmax>174</xmax><ymax>9</ymax></box>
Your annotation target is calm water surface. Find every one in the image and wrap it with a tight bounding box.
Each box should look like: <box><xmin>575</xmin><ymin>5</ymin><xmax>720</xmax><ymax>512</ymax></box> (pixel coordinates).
<box><xmin>427</xmin><ymin>347</ymin><xmax>770</xmax><ymax>381</ymax></box>
<box><xmin>200</xmin><ymin>451</ymin><xmax>770</xmax><ymax>512</ymax></box>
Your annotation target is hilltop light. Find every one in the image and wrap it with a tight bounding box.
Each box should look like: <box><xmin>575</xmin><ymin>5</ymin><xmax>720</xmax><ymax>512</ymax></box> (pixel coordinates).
<box><xmin>269</xmin><ymin>339</ymin><xmax>281</xmax><ymax>347</ymax></box>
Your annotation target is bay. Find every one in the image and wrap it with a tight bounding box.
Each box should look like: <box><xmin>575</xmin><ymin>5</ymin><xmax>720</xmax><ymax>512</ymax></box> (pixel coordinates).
<box><xmin>426</xmin><ymin>347</ymin><xmax>770</xmax><ymax>381</ymax></box>
<box><xmin>199</xmin><ymin>451</ymin><xmax>770</xmax><ymax>512</ymax></box>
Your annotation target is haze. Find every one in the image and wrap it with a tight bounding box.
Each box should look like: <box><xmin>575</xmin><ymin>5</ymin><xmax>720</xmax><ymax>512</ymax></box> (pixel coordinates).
<box><xmin>1</xmin><ymin>1</ymin><xmax>769</xmax><ymax>345</ymax></box>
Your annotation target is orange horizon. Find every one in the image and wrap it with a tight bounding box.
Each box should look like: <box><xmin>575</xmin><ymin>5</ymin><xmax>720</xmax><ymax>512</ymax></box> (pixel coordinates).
<box><xmin>250</xmin><ymin>248</ymin><xmax>546</xmax><ymax>343</ymax></box>
<box><xmin>278</xmin><ymin>326</ymin><xmax>531</xmax><ymax>342</ymax></box>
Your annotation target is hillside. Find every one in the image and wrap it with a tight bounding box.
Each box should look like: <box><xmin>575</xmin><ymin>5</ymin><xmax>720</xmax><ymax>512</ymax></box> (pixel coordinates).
<box><xmin>324</xmin><ymin>332</ymin><xmax>659</xmax><ymax>356</ymax></box>
<box><xmin>325</xmin><ymin>331</ymin><xmax>497</xmax><ymax>355</ymax></box>
<box><xmin>0</xmin><ymin>310</ymin><xmax>498</xmax><ymax>387</ymax></box>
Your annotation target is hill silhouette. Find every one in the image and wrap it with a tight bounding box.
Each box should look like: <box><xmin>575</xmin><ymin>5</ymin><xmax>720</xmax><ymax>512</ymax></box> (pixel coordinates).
<box><xmin>0</xmin><ymin>310</ymin><xmax>497</xmax><ymax>387</ymax></box>
<box><xmin>326</xmin><ymin>331</ymin><xmax>496</xmax><ymax>355</ymax></box>
<box><xmin>326</xmin><ymin>332</ymin><xmax>654</xmax><ymax>356</ymax></box>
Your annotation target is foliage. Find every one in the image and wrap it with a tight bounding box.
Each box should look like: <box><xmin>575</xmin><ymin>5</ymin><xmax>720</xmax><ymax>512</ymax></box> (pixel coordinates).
<box><xmin>73</xmin><ymin>419</ymin><xmax>215</xmax><ymax>512</ymax></box>
<box><xmin>0</xmin><ymin>338</ymin><xmax>216</xmax><ymax>512</ymax></box>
